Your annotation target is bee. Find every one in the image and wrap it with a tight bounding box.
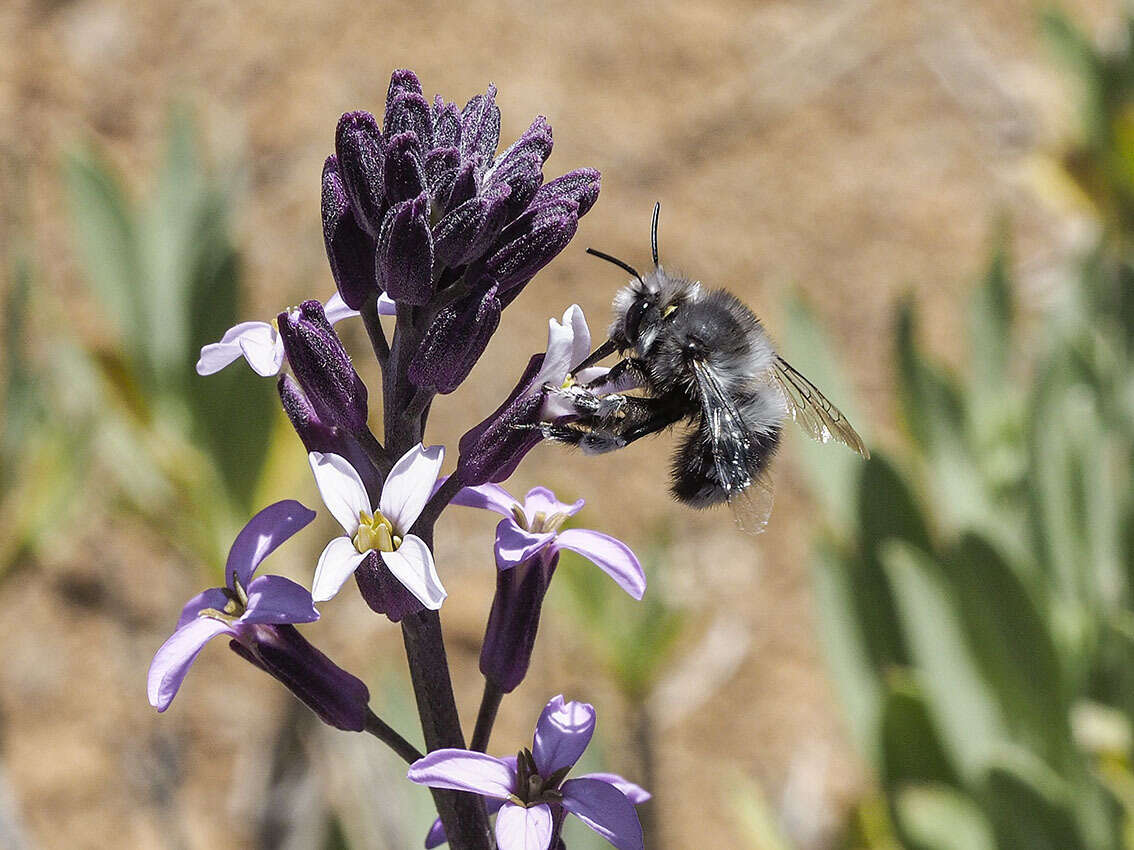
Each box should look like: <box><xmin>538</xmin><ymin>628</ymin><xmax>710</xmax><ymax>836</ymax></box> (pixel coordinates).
<box><xmin>543</xmin><ymin>203</ymin><xmax>869</xmax><ymax>531</ymax></box>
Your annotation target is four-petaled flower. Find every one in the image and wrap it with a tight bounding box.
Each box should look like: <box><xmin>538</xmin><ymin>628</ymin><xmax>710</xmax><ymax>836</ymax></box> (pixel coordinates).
<box><xmin>196</xmin><ymin>292</ymin><xmax>392</xmax><ymax>377</ymax></box>
<box><xmin>409</xmin><ymin>695</ymin><xmax>648</xmax><ymax>850</ymax></box>
<box><xmin>147</xmin><ymin>501</ymin><xmax>371</xmax><ymax>731</ymax></box>
<box><xmin>309</xmin><ymin>444</ymin><xmax>447</xmax><ymax>610</ymax></box>
<box><xmin>453</xmin><ymin>482</ymin><xmax>644</xmax><ymax>596</ymax></box>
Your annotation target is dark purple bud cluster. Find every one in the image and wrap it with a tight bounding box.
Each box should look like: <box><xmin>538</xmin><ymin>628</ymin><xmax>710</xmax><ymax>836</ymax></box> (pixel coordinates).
<box><xmin>323</xmin><ymin>70</ymin><xmax>599</xmax><ymax>395</ymax></box>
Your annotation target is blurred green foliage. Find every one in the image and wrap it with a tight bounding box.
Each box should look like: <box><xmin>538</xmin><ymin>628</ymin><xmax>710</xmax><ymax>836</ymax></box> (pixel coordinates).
<box><xmin>782</xmin><ymin>10</ymin><xmax>1134</xmax><ymax>849</ymax></box>
<box><xmin>0</xmin><ymin>106</ymin><xmax>277</xmax><ymax>575</ymax></box>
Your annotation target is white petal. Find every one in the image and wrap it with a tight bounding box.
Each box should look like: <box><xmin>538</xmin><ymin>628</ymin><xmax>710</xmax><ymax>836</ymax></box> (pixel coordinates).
<box><xmin>532</xmin><ymin>308</ymin><xmax>579</xmax><ymax>388</ymax></box>
<box><xmin>565</xmin><ymin>304</ymin><xmax>593</xmax><ymax>370</ymax></box>
<box><xmin>381</xmin><ymin>535</ymin><xmax>446</xmax><ymax>610</ymax></box>
<box><xmin>308</xmin><ymin>452</ymin><xmax>372</xmax><ymax>534</ymax></box>
<box><xmin>324</xmin><ymin>292</ymin><xmax>361</xmax><ymax>324</ymax></box>
<box><xmin>379</xmin><ymin>444</ymin><xmax>444</xmax><ymax>533</ymax></box>
<box><xmin>495</xmin><ymin>803</ymin><xmax>553</xmax><ymax>850</ymax></box>
<box><xmin>312</xmin><ymin>537</ymin><xmax>370</xmax><ymax>602</ymax></box>
<box><xmin>237</xmin><ymin>324</ymin><xmax>284</xmax><ymax>377</ymax></box>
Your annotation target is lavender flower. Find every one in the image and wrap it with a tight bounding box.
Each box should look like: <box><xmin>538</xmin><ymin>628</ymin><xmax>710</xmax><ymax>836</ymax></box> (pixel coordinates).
<box><xmin>456</xmin><ymin>305</ymin><xmax>607</xmax><ymax>485</ymax></box>
<box><xmin>147</xmin><ymin>501</ymin><xmax>370</xmax><ymax>731</ymax></box>
<box><xmin>309</xmin><ymin>445</ymin><xmax>447</xmax><ymax>611</ymax></box>
<box><xmin>452</xmin><ymin>482</ymin><xmax>644</xmax><ymax>692</ymax></box>
<box><xmin>409</xmin><ymin>696</ymin><xmax>648</xmax><ymax>850</ymax></box>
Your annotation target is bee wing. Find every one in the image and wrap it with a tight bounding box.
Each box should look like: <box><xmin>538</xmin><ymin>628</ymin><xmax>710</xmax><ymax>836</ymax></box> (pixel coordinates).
<box><xmin>690</xmin><ymin>359</ymin><xmax>774</xmax><ymax>534</ymax></box>
<box><xmin>772</xmin><ymin>356</ymin><xmax>870</xmax><ymax>459</ymax></box>
<box><xmin>728</xmin><ymin>469</ymin><xmax>775</xmax><ymax>534</ymax></box>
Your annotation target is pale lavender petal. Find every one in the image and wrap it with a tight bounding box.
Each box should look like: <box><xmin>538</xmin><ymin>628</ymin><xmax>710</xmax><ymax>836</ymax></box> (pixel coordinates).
<box><xmin>522</xmin><ymin>486</ymin><xmax>584</xmax><ymax>520</ymax></box>
<box><xmin>312</xmin><ymin>536</ymin><xmax>371</xmax><ymax>602</ymax></box>
<box><xmin>241</xmin><ymin>574</ymin><xmax>319</xmax><ymax>625</ymax></box>
<box><xmin>495</xmin><ymin>802</ymin><xmax>553</xmax><ymax>850</ymax></box>
<box><xmin>195</xmin><ymin>341</ymin><xmax>245</xmax><ymax>376</ymax></box>
<box><xmin>407</xmin><ymin>749</ymin><xmax>515</xmax><ymax>798</ymax></box>
<box><xmin>238</xmin><ymin>325</ymin><xmax>285</xmax><ymax>377</ymax></box>
<box><xmin>380</xmin><ymin>535</ymin><xmax>446</xmax><ymax>609</ymax></box>
<box><xmin>176</xmin><ymin>587</ymin><xmax>229</xmax><ymax>629</ymax></box>
<box><xmin>379</xmin><ymin>444</ymin><xmax>444</xmax><ymax>533</ymax></box>
<box><xmin>580</xmin><ymin>366</ymin><xmax>634</xmax><ymax>393</ymax></box>
<box><xmin>309</xmin><ymin>452</ymin><xmax>372</xmax><ymax>535</ymax></box>
<box><xmin>225</xmin><ymin>499</ymin><xmax>317</xmax><ymax>588</ymax></box>
<box><xmin>424</xmin><ymin>799</ymin><xmax>506</xmax><ymax>849</ymax></box>
<box><xmin>554</xmin><ymin>529</ymin><xmax>645</xmax><ymax>600</ymax></box>
<box><xmin>494</xmin><ymin>519</ymin><xmax>555</xmax><ymax>570</ymax></box>
<box><xmin>565</xmin><ymin>303</ymin><xmax>593</xmax><ymax>369</ymax></box>
<box><xmin>561</xmin><ymin>777</ymin><xmax>645</xmax><ymax>850</ymax></box>
<box><xmin>577</xmin><ymin>773</ymin><xmax>652</xmax><ymax>805</ymax></box>
<box><xmin>324</xmin><ymin>291</ymin><xmax>361</xmax><ymax>324</ymax></box>
<box><xmin>448</xmin><ymin>481</ymin><xmax>518</xmax><ymax>517</ymax></box>
<box><xmin>147</xmin><ymin>616</ymin><xmax>232</xmax><ymax>711</ymax></box>
<box><xmin>532</xmin><ymin>695</ymin><xmax>596</xmax><ymax>776</ymax></box>
<box><xmin>377</xmin><ymin>292</ymin><xmax>397</xmax><ymax>315</ymax></box>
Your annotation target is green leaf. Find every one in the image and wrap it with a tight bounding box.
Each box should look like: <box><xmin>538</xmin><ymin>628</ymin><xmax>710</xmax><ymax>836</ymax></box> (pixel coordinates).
<box><xmin>809</xmin><ymin>542</ymin><xmax>884</xmax><ymax>756</ymax></box>
<box><xmin>894</xmin><ymin>296</ymin><xmax>966</xmax><ymax>453</ymax></box>
<box><xmin>879</xmin><ymin>683</ymin><xmax>958</xmax><ymax>792</ymax></box>
<box><xmin>882</xmin><ymin>541</ymin><xmax>1010</xmax><ymax>781</ymax></box>
<box><xmin>946</xmin><ymin>533</ymin><xmax>1073</xmax><ymax>769</ymax></box>
<box><xmin>982</xmin><ymin>755</ymin><xmax>1088</xmax><ymax>850</ymax></box>
<box><xmin>966</xmin><ymin>238</ymin><xmax>1013</xmax><ymax>400</ymax></box>
<box><xmin>64</xmin><ymin>147</ymin><xmax>145</xmax><ymax>370</ymax></box>
<box><xmin>781</xmin><ymin>292</ymin><xmax>871</xmax><ymax>531</ymax></box>
<box><xmin>895</xmin><ymin>785</ymin><xmax>994</xmax><ymax>850</ymax></box>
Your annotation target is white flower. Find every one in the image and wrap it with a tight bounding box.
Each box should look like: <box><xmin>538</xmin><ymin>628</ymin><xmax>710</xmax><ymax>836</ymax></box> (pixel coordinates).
<box><xmin>533</xmin><ymin>304</ymin><xmax>610</xmax><ymax>419</ymax></box>
<box><xmin>308</xmin><ymin>444</ymin><xmax>447</xmax><ymax>609</ymax></box>
<box><xmin>195</xmin><ymin>292</ymin><xmax>393</xmax><ymax>377</ymax></box>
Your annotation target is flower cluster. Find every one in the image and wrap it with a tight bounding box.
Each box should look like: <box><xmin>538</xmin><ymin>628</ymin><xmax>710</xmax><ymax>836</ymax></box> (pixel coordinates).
<box><xmin>149</xmin><ymin>69</ymin><xmax>648</xmax><ymax>850</ymax></box>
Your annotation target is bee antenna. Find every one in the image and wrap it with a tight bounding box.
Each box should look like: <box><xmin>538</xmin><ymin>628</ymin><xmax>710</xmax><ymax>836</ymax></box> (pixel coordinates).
<box><xmin>586</xmin><ymin>248</ymin><xmax>645</xmax><ymax>284</ymax></box>
<box><xmin>651</xmin><ymin>202</ymin><xmax>661</xmax><ymax>267</ymax></box>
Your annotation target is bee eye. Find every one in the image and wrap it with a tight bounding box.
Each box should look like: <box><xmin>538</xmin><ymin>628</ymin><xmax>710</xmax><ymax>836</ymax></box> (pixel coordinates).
<box><xmin>625</xmin><ymin>299</ymin><xmax>650</xmax><ymax>342</ymax></box>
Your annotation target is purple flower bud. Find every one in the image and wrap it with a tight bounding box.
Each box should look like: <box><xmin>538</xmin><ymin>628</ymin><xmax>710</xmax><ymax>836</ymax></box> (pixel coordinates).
<box><xmin>229</xmin><ymin>624</ymin><xmax>370</xmax><ymax>731</ymax></box>
<box><xmin>386</xmin><ymin>68</ymin><xmax>423</xmax><ymax>99</ymax></box>
<box><xmin>447</xmin><ymin>157</ymin><xmax>480</xmax><ymax>210</ymax></box>
<box><xmin>278</xmin><ymin>300</ymin><xmax>368</xmax><ymax>435</ymax></box>
<box><xmin>335</xmin><ymin>111</ymin><xmax>385</xmax><ymax>237</ymax></box>
<box><xmin>351</xmin><ymin>550</ymin><xmax>425</xmax><ymax>623</ymax></box>
<box><xmin>486</xmin><ymin>201</ymin><xmax>579</xmax><ymax>292</ymax></box>
<box><xmin>382</xmin><ymin>132</ymin><xmax>427</xmax><ymax>204</ymax></box>
<box><xmin>424</xmin><ymin>146</ymin><xmax>460</xmax><ymax>210</ymax></box>
<box><xmin>431</xmin><ymin>96</ymin><xmax>462</xmax><ymax>150</ymax></box>
<box><xmin>278</xmin><ymin>375</ymin><xmax>382</xmax><ymax>497</ymax></box>
<box><xmin>433</xmin><ymin>183</ymin><xmax>512</xmax><ymax>267</ymax></box>
<box><xmin>385</xmin><ymin>91</ymin><xmax>433</xmax><ymax>150</ymax></box>
<box><xmin>460</xmin><ymin>85</ymin><xmax>500</xmax><ymax>172</ymax></box>
<box><xmin>488</xmin><ymin>150</ymin><xmax>544</xmax><ymax>220</ymax></box>
<box><xmin>480</xmin><ymin>549</ymin><xmax>558</xmax><ymax>693</ymax></box>
<box><xmin>376</xmin><ymin>193</ymin><xmax>434</xmax><ymax>305</ymax></box>
<box><xmin>322</xmin><ymin>156</ymin><xmax>379</xmax><ymax>310</ymax></box>
<box><xmin>457</xmin><ymin>354</ymin><xmax>546</xmax><ymax>485</ymax></box>
<box><xmin>532</xmin><ymin>168</ymin><xmax>601</xmax><ymax>218</ymax></box>
<box><xmin>409</xmin><ymin>283</ymin><xmax>501</xmax><ymax>393</ymax></box>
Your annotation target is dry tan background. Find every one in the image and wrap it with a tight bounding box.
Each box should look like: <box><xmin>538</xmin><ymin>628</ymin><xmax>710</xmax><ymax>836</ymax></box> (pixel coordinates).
<box><xmin>0</xmin><ymin>0</ymin><xmax>1121</xmax><ymax>847</ymax></box>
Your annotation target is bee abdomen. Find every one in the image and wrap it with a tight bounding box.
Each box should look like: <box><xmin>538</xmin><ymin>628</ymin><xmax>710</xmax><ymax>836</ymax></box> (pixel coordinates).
<box><xmin>670</xmin><ymin>418</ymin><xmax>782</xmax><ymax>508</ymax></box>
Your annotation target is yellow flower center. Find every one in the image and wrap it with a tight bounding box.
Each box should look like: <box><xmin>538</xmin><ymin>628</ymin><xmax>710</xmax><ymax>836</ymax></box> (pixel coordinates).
<box><xmin>509</xmin><ymin>504</ymin><xmax>569</xmax><ymax>534</ymax></box>
<box><xmin>353</xmin><ymin>510</ymin><xmax>402</xmax><ymax>554</ymax></box>
<box><xmin>559</xmin><ymin>374</ymin><xmax>577</xmax><ymax>389</ymax></box>
<box><xmin>198</xmin><ymin>573</ymin><xmax>249</xmax><ymax>624</ymax></box>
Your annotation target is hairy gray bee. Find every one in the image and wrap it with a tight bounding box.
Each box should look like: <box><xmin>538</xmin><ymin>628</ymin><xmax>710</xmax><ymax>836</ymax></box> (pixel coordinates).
<box><xmin>544</xmin><ymin>203</ymin><xmax>869</xmax><ymax>532</ymax></box>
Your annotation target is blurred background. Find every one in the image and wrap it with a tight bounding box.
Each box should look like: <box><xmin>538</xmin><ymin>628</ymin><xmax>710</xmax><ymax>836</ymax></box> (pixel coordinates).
<box><xmin>1</xmin><ymin>0</ymin><xmax>1131</xmax><ymax>847</ymax></box>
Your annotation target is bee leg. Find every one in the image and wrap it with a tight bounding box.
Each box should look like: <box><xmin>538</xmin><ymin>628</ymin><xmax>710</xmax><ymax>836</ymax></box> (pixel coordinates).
<box><xmin>540</xmin><ymin>422</ymin><xmax>627</xmax><ymax>454</ymax></box>
<box><xmin>583</xmin><ymin>357</ymin><xmax>648</xmax><ymax>392</ymax></box>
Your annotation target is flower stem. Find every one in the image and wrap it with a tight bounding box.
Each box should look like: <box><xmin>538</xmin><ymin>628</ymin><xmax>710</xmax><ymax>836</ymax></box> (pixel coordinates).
<box><xmin>359</xmin><ymin>296</ymin><xmax>391</xmax><ymax>369</ymax></box>
<box><xmin>401</xmin><ymin>607</ymin><xmax>493</xmax><ymax>850</ymax></box>
<box><xmin>470</xmin><ymin>680</ymin><xmax>504</xmax><ymax>753</ymax></box>
<box><xmin>363</xmin><ymin>709</ymin><xmax>424</xmax><ymax>764</ymax></box>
